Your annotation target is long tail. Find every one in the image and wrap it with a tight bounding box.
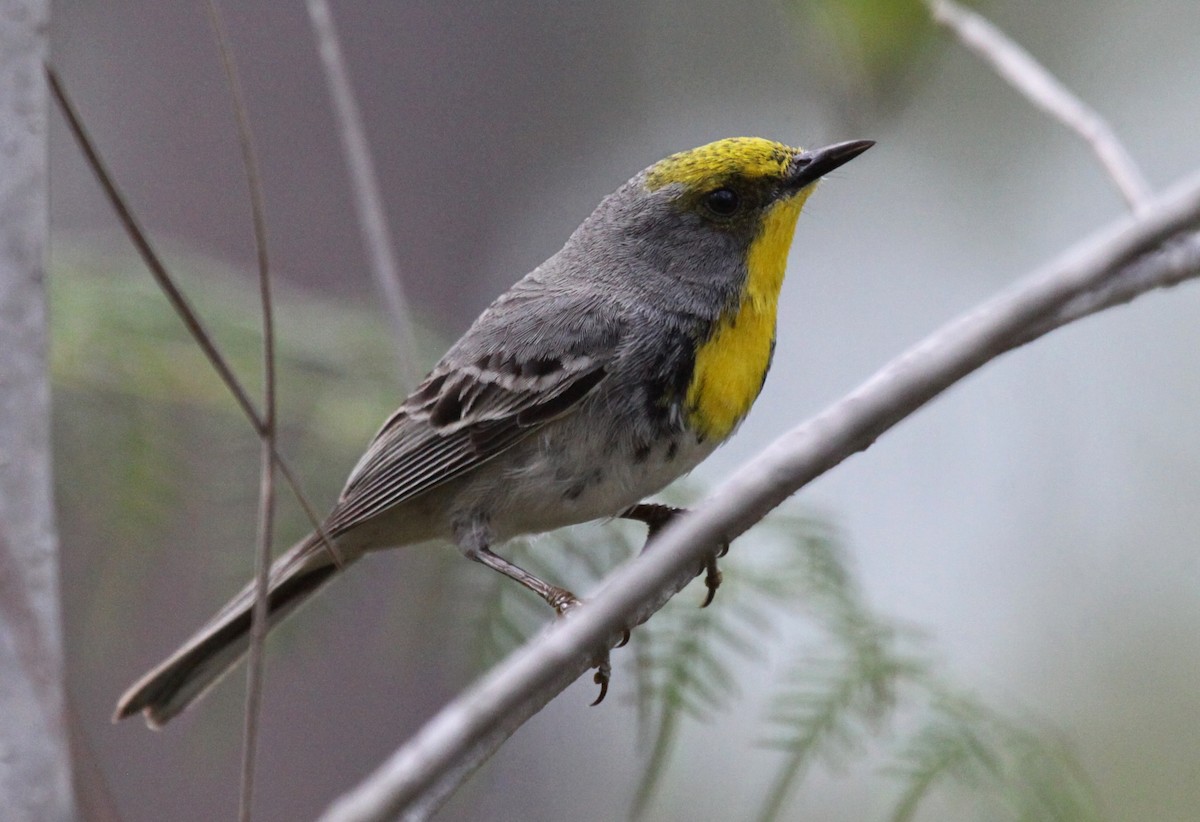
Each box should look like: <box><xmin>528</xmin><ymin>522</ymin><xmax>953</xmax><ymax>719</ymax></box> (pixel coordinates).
<box><xmin>114</xmin><ymin>534</ymin><xmax>347</xmax><ymax>728</ymax></box>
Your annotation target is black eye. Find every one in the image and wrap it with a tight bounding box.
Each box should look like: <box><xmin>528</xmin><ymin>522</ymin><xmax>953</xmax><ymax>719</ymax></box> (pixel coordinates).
<box><xmin>703</xmin><ymin>187</ymin><xmax>740</xmax><ymax>217</ymax></box>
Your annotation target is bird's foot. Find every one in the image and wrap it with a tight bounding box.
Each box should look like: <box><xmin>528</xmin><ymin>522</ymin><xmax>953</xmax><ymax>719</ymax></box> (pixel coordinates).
<box><xmin>547</xmin><ymin>586</ymin><xmax>625</xmax><ymax>705</ymax></box>
<box><xmin>623</xmin><ymin>503</ymin><xmax>731</xmax><ymax>607</ymax></box>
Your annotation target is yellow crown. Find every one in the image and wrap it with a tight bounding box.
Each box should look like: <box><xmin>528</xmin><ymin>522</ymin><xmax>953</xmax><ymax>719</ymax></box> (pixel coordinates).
<box><xmin>645</xmin><ymin>137</ymin><xmax>799</xmax><ymax>191</ymax></box>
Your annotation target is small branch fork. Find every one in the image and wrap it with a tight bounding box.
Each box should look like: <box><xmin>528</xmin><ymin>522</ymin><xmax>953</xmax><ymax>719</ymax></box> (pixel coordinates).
<box><xmin>45</xmin><ymin>68</ymin><xmax>343</xmax><ymax>571</ymax></box>
<box><xmin>50</xmin><ymin>60</ymin><xmax>341</xmax><ymax>821</ymax></box>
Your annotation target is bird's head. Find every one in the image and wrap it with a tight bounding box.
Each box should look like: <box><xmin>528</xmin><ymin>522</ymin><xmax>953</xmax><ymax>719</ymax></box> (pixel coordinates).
<box><xmin>569</xmin><ymin>137</ymin><xmax>873</xmax><ymax>301</ymax></box>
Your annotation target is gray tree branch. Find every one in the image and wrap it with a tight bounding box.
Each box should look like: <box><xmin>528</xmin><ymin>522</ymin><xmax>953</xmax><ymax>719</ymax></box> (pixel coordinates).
<box><xmin>318</xmin><ymin>161</ymin><xmax>1200</xmax><ymax>821</ymax></box>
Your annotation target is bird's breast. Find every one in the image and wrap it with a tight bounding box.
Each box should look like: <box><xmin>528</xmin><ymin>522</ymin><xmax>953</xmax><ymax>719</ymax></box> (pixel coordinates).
<box><xmin>683</xmin><ymin>304</ymin><xmax>777</xmax><ymax>442</ymax></box>
<box><xmin>682</xmin><ymin>194</ymin><xmax>802</xmax><ymax>441</ymax></box>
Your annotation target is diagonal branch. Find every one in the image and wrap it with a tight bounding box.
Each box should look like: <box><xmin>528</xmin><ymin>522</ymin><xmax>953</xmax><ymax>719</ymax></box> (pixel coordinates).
<box><xmin>928</xmin><ymin>0</ymin><xmax>1152</xmax><ymax>212</ymax></box>
<box><xmin>319</xmin><ymin>167</ymin><xmax>1200</xmax><ymax>821</ymax></box>
<box><xmin>1018</xmin><ymin>230</ymin><xmax>1200</xmax><ymax>346</ymax></box>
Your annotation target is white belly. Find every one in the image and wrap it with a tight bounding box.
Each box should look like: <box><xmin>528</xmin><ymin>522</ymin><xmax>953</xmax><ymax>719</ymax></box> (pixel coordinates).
<box><xmin>449</xmin><ymin>421</ymin><xmax>718</xmax><ymax>540</ymax></box>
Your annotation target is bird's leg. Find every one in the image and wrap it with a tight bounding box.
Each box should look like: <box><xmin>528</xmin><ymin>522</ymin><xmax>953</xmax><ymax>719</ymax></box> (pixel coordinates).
<box><xmin>470</xmin><ymin>544</ymin><xmax>581</xmax><ymax>614</ymax></box>
<box><xmin>454</xmin><ymin>519</ymin><xmax>613</xmax><ymax>704</ymax></box>
<box><xmin>621</xmin><ymin>503</ymin><xmax>730</xmax><ymax>607</ymax></box>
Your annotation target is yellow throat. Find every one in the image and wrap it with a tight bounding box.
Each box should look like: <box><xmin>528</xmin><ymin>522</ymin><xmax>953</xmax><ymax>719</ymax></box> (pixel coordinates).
<box><xmin>685</xmin><ymin>186</ymin><xmax>811</xmax><ymax>440</ymax></box>
<box><xmin>644</xmin><ymin>137</ymin><xmax>825</xmax><ymax>442</ymax></box>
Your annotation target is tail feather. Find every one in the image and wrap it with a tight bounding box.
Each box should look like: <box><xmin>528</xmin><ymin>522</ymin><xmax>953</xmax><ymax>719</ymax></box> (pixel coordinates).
<box><xmin>114</xmin><ymin>536</ymin><xmax>345</xmax><ymax>728</ymax></box>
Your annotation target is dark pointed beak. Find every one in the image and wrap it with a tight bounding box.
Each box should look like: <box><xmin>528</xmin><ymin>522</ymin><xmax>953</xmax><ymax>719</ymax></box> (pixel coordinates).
<box><xmin>787</xmin><ymin>139</ymin><xmax>874</xmax><ymax>190</ymax></box>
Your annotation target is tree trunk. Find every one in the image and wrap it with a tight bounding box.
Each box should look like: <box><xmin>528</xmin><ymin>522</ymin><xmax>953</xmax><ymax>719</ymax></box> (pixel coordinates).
<box><xmin>0</xmin><ymin>1</ymin><xmax>76</xmax><ymax>819</ymax></box>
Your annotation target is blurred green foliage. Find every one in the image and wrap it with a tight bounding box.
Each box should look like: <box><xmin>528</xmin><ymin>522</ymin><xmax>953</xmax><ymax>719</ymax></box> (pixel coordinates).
<box><xmin>783</xmin><ymin>0</ymin><xmax>983</xmax><ymax>123</ymax></box>
<box><xmin>50</xmin><ymin>245</ymin><xmax>417</xmax><ymax>446</ymax></box>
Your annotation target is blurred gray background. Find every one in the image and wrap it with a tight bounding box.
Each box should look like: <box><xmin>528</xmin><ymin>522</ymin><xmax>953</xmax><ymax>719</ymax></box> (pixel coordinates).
<box><xmin>49</xmin><ymin>1</ymin><xmax>1200</xmax><ymax>820</ymax></box>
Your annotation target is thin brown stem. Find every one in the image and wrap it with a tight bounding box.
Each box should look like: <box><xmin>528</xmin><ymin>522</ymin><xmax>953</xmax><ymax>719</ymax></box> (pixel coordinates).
<box><xmin>240</xmin><ymin>443</ymin><xmax>275</xmax><ymax>822</ymax></box>
<box><xmin>201</xmin><ymin>2</ymin><xmax>278</xmax><ymax>819</ymax></box>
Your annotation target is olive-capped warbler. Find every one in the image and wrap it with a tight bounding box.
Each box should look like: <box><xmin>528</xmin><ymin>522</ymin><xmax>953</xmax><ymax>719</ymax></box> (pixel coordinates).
<box><xmin>115</xmin><ymin>136</ymin><xmax>873</xmax><ymax>727</ymax></box>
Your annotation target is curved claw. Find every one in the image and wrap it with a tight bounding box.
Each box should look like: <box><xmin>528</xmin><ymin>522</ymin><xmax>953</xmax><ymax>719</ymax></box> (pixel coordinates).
<box><xmin>548</xmin><ymin>591</ymin><xmax>621</xmax><ymax>704</ymax></box>
<box><xmin>590</xmin><ymin>657</ymin><xmax>611</xmax><ymax>706</ymax></box>
<box><xmin>701</xmin><ymin>552</ymin><xmax>723</xmax><ymax>608</ymax></box>
<box><xmin>625</xmin><ymin>505</ymin><xmax>732</xmax><ymax>605</ymax></box>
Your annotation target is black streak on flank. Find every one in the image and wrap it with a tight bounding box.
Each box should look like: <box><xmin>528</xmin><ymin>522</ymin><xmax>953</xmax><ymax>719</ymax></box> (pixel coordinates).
<box><xmin>644</xmin><ymin>326</ymin><xmax>697</xmax><ymax>432</ymax></box>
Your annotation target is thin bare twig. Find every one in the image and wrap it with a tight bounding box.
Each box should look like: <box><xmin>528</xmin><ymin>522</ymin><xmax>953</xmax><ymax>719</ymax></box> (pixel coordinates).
<box><xmin>319</xmin><ymin>167</ymin><xmax>1200</xmax><ymax>821</ymax></box>
<box><xmin>46</xmin><ymin>66</ymin><xmax>344</xmax><ymax>570</ymax></box>
<box><xmin>928</xmin><ymin>0</ymin><xmax>1153</xmax><ymax>212</ymax></box>
<box><xmin>241</xmin><ymin>447</ymin><xmax>276</xmax><ymax>821</ymax></box>
<box><xmin>201</xmin><ymin>3</ymin><xmax>277</xmax><ymax>819</ymax></box>
<box><xmin>305</xmin><ymin>0</ymin><xmax>422</xmax><ymax>387</ymax></box>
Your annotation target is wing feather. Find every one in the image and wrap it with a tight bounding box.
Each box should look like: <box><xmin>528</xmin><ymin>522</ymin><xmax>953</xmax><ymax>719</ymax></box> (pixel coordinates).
<box><xmin>325</xmin><ymin>353</ymin><xmax>610</xmax><ymax>536</ymax></box>
<box><xmin>324</xmin><ymin>281</ymin><xmax>626</xmax><ymax>537</ymax></box>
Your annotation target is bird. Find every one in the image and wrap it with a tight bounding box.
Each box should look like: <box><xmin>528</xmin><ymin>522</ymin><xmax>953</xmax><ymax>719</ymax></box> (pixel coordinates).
<box><xmin>114</xmin><ymin>136</ymin><xmax>873</xmax><ymax>728</ymax></box>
